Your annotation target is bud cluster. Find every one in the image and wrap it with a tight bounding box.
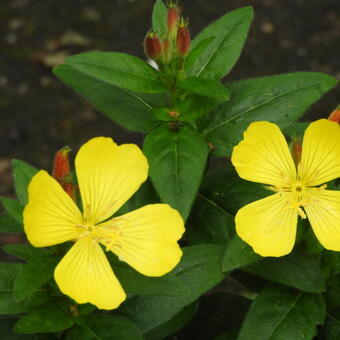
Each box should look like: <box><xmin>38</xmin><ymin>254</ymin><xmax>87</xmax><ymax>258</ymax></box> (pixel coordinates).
<box><xmin>144</xmin><ymin>1</ymin><xmax>191</xmax><ymax>68</ymax></box>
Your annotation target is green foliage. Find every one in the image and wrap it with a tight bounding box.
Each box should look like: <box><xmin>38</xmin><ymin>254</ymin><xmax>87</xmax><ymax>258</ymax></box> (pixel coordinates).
<box><xmin>12</xmin><ymin>159</ymin><xmax>38</xmax><ymax>205</ymax></box>
<box><xmin>186</xmin><ymin>194</ymin><xmax>234</xmax><ymax>245</ymax></box>
<box><xmin>67</xmin><ymin>315</ymin><xmax>143</xmax><ymax>340</ymax></box>
<box><xmin>187</xmin><ymin>7</ymin><xmax>254</xmax><ymax>80</ymax></box>
<box><xmin>120</xmin><ymin>245</ymin><xmax>226</xmax><ymax>333</ymax></box>
<box><xmin>3</xmin><ymin>1</ymin><xmax>340</xmax><ymax>338</ymax></box>
<box><xmin>13</xmin><ymin>255</ymin><xmax>59</xmax><ymax>301</ymax></box>
<box><xmin>199</xmin><ymin>72</ymin><xmax>338</xmax><ymax>156</ymax></box>
<box><xmin>152</xmin><ymin>0</ymin><xmax>167</xmax><ymax>34</ymax></box>
<box><xmin>222</xmin><ymin>236</ymin><xmax>261</xmax><ymax>272</ymax></box>
<box><xmin>245</xmin><ymin>251</ymin><xmax>326</xmax><ymax>293</ymax></box>
<box><xmin>238</xmin><ymin>284</ymin><xmax>326</xmax><ymax>340</ymax></box>
<box><xmin>14</xmin><ymin>299</ymin><xmax>74</xmax><ymax>334</ymax></box>
<box><xmin>143</xmin><ymin>124</ymin><xmax>208</xmax><ymax>220</ymax></box>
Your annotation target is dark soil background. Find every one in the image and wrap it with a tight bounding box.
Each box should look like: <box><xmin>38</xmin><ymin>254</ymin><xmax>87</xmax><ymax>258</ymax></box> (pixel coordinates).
<box><xmin>0</xmin><ymin>0</ymin><xmax>339</xmax><ymax>198</ymax></box>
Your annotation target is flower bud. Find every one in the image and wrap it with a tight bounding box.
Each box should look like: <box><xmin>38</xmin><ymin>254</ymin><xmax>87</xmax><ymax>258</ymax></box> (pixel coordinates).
<box><xmin>144</xmin><ymin>31</ymin><xmax>162</xmax><ymax>60</ymax></box>
<box><xmin>177</xmin><ymin>21</ymin><xmax>191</xmax><ymax>56</ymax></box>
<box><xmin>292</xmin><ymin>139</ymin><xmax>302</xmax><ymax>167</ymax></box>
<box><xmin>328</xmin><ymin>106</ymin><xmax>340</xmax><ymax>123</ymax></box>
<box><xmin>167</xmin><ymin>4</ymin><xmax>179</xmax><ymax>34</ymax></box>
<box><xmin>52</xmin><ymin>146</ymin><xmax>76</xmax><ymax>200</ymax></box>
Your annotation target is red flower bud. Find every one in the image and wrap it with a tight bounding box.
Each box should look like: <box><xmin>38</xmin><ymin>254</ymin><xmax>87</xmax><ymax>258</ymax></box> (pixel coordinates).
<box><xmin>167</xmin><ymin>5</ymin><xmax>179</xmax><ymax>33</ymax></box>
<box><xmin>177</xmin><ymin>22</ymin><xmax>191</xmax><ymax>56</ymax></box>
<box><xmin>144</xmin><ymin>32</ymin><xmax>162</xmax><ymax>60</ymax></box>
<box><xmin>52</xmin><ymin>146</ymin><xmax>76</xmax><ymax>200</ymax></box>
<box><xmin>328</xmin><ymin>106</ymin><xmax>340</xmax><ymax>123</ymax></box>
<box><xmin>292</xmin><ymin>139</ymin><xmax>302</xmax><ymax>167</ymax></box>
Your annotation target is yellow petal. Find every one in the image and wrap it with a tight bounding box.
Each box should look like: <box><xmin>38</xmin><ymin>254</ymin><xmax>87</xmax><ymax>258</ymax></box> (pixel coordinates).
<box><xmin>231</xmin><ymin>121</ymin><xmax>296</xmax><ymax>187</ymax></box>
<box><xmin>75</xmin><ymin>137</ymin><xmax>148</xmax><ymax>225</ymax></box>
<box><xmin>24</xmin><ymin>170</ymin><xmax>83</xmax><ymax>247</ymax></box>
<box><xmin>304</xmin><ymin>189</ymin><xmax>340</xmax><ymax>251</ymax></box>
<box><xmin>54</xmin><ymin>237</ymin><xmax>126</xmax><ymax>310</ymax></box>
<box><xmin>235</xmin><ymin>193</ymin><xmax>298</xmax><ymax>257</ymax></box>
<box><xmin>299</xmin><ymin>119</ymin><xmax>340</xmax><ymax>186</ymax></box>
<box><xmin>100</xmin><ymin>204</ymin><xmax>185</xmax><ymax>276</ymax></box>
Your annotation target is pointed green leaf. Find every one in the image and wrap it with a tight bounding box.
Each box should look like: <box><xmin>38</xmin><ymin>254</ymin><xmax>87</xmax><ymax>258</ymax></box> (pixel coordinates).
<box><xmin>187</xmin><ymin>7</ymin><xmax>253</xmax><ymax>80</ymax></box>
<box><xmin>176</xmin><ymin>77</ymin><xmax>230</xmax><ymax>100</ymax></box>
<box><xmin>59</xmin><ymin>52</ymin><xmax>166</xmax><ymax>93</ymax></box>
<box><xmin>0</xmin><ymin>198</ymin><xmax>23</xmax><ymax>223</ymax></box>
<box><xmin>199</xmin><ymin>72</ymin><xmax>338</xmax><ymax>156</ymax></box>
<box><xmin>14</xmin><ymin>299</ymin><xmax>74</xmax><ymax>334</ymax></box>
<box><xmin>187</xmin><ymin>193</ymin><xmax>234</xmax><ymax>245</ymax></box>
<box><xmin>14</xmin><ymin>255</ymin><xmax>58</xmax><ymax>301</ymax></box>
<box><xmin>143</xmin><ymin>124</ymin><xmax>208</xmax><ymax>220</ymax></box>
<box><xmin>0</xmin><ymin>212</ymin><xmax>22</xmax><ymax>232</ymax></box>
<box><xmin>152</xmin><ymin>0</ymin><xmax>167</xmax><ymax>35</ymax></box>
<box><xmin>245</xmin><ymin>251</ymin><xmax>326</xmax><ymax>293</ymax></box>
<box><xmin>0</xmin><ymin>263</ymin><xmax>50</xmax><ymax>315</ymax></box>
<box><xmin>12</xmin><ymin>159</ymin><xmax>38</xmax><ymax>205</ymax></box>
<box><xmin>238</xmin><ymin>284</ymin><xmax>325</xmax><ymax>340</ymax></box>
<box><xmin>2</xmin><ymin>244</ymin><xmax>51</xmax><ymax>261</ymax></box>
<box><xmin>222</xmin><ymin>235</ymin><xmax>261</xmax><ymax>272</ymax></box>
<box><xmin>54</xmin><ymin>63</ymin><xmax>164</xmax><ymax>132</ymax></box>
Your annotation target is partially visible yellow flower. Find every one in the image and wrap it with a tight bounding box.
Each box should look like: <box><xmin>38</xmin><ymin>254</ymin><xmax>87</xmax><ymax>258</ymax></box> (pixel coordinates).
<box><xmin>24</xmin><ymin>137</ymin><xmax>184</xmax><ymax>310</ymax></box>
<box><xmin>231</xmin><ymin>119</ymin><xmax>340</xmax><ymax>257</ymax></box>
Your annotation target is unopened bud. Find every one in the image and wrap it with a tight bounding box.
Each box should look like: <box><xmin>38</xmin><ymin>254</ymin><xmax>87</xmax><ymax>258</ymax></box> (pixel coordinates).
<box><xmin>177</xmin><ymin>20</ymin><xmax>191</xmax><ymax>56</ymax></box>
<box><xmin>292</xmin><ymin>139</ymin><xmax>302</xmax><ymax>167</ymax></box>
<box><xmin>167</xmin><ymin>5</ymin><xmax>179</xmax><ymax>34</ymax></box>
<box><xmin>161</xmin><ymin>38</ymin><xmax>172</xmax><ymax>63</ymax></box>
<box><xmin>328</xmin><ymin>106</ymin><xmax>340</xmax><ymax>123</ymax></box>
<box><xmin>144</xmin><ymin>31</ymin><xmax>162</xmax><ymax>60</ymax></box>
<box><xmin>168</xmin><ymin>110</ymin><xmax>179</xmax><ymax>119</ymax></box>
<box><xmin>52</xmin><ymin>146</ymin><xmax>76</xmax><ymax>200</ymax></box>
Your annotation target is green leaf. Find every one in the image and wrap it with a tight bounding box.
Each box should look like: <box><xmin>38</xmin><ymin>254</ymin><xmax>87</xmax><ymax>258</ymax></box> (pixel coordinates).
<box><xmin>326</xmin><ymin>273</ymin><xmax>340</xmax><ymax>310</ymax></box>
<box><xmin>13</xmin><ymin>255</ymin><xmax>58</xmax><ymax>301</ymax></box>
<box><xmin>58</xmin><ymin>52</ymin><xmax>165</xmax><ymax>93</ymax></box>
<box><xmin>176</xmin><ymin>93</ymin><xmax>222</xmax><ymax>122</ymax></box>
<box><xmin>152</xmin><ymin>0</ymin><xmax>167</xmax><ymax>35</ymax></box>
<box><xmin>283</xmin><ymin>122</ymin><xmax>309</xmax><ymax>139</ymax></box>
<box><xmin>322</xmin><ymin>310</ymin><xmax>340</xmax><ymax>340</ymax></box>
<box><xmin>2</xmin><ymin>244</ymin><xmax>51</xmax><ymax>261</ymax></box>
<box><xmin>12</xmin><ymin>159</ymin><xmax>38</xmax><ymax>205</ymax></box>
<box><xmin>186</xmin><ymin>193</ymin><xmax>234</xmax><ymax>245</ymax></box>
<box><xmin>108</xmin><ymin>254</ymin><xmax>187</xmax><ymax>297</ymax></box>
<box><xmin>237</xmin><ymin>284</ymin><xmax>325</xmax><ymax>340</ymax></box>
<box><xmin>0</xmin><ymin>317</ymin><xmax>35</xmax><ymax>339</ymax></box>
<box><xmin>176</xmin><ymin>77</ymin><xmax>230</xmax><ymax>100</ymax></box>
<box><xmin>201</xmin><ymin>168</ymin><xmax>269</xmax><ymax>216</ymax></box>
<box><xmin>185</xmin><ymin>37</ymin><xmax>215</xmax><ymax>72</ymax></box>
<box><xmin>120</xmin><ymin>245</ymin><xmax>226</xmax><ymax>333</ymax></box>
<box><xmin>187</xmin><ymin>7</ymin><xmax>253</xmax><ymax>80</ymax></box>
<box><xmin>67</xmin><ymin>315</ymin><xmax>143</xmax><ymax>340</ymax></box>
<box><xmin>0</xmin><ymin>263</ymin><xmax>50</xmax><ymax>315</ymax></box>
<box><xmin>54</xmin><ymin>63</ymin><xmax>164</xmax><ymax>132</ymax></box>
<box><xmin>14</xmin><ymin>299</ymin><xmax>74</xmax><ymax>334</ymax></box>
<box><xmin>143</xmin><ymin>124</ymin><xmax>208</xmax><ymax>220</ymax></box>
<box><xmin>199</xmin><ymin>72</ymin><xmax>338</xmax><ymax>156</ymax></box>
<box><xmin>0</xmin><ymin>212</ymin><xmax>22</xmax><ymax>232</ymax></box>
<box><xmin>0</xmin><ymin>198</ymin><xmax>23</xmax><ymax>223</ymax></box>
<box><xmin>222</xmin><ymin>235</ymin><xmax>261</xmax><ymax>272</ymax></box>
<box><xmin>245</xmin><ymin>251</ymin><xmax>326</xmax><ymax>293</ymax></box>
<box><xmin>145</xmin><ymin>301</ymin><xmax>198</xmax><ymax>340</ymax></box>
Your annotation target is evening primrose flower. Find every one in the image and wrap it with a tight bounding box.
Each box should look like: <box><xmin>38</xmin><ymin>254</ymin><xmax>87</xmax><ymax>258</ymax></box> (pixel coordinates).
<box><xmin>231</xmin><ymin>119</ymin><xmax>340</xmax><ymax>257</ymax></box>
<box><xmin>24</xmin><ymin>137</ymin><xmax>184</xmax><ymax>310</ymax></box>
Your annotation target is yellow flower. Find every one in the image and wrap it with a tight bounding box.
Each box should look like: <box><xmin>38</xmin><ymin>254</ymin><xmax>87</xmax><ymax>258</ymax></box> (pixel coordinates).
<box><xmin>23</xmin><ymin>137</ymin><xmax>184</xmax><ymax>310</ymax></box>
<box><xmin>231</xmin><ymin>119</ymin><xmax>340</xmax><ymax>257</ymax></box>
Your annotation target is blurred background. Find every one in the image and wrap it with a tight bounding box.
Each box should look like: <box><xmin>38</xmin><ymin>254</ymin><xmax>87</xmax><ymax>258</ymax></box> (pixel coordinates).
<box><xmin>0</xmin><ymin>0</ymin><xmax>339</xmax><ymax>198</ymax></box>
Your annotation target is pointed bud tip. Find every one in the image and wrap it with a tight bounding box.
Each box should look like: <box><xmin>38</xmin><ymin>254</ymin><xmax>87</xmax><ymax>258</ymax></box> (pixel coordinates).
<box><xmin>328</xmin><ymin>106</ymin><xmax>340</xmax><ymax>123</ymax></box>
